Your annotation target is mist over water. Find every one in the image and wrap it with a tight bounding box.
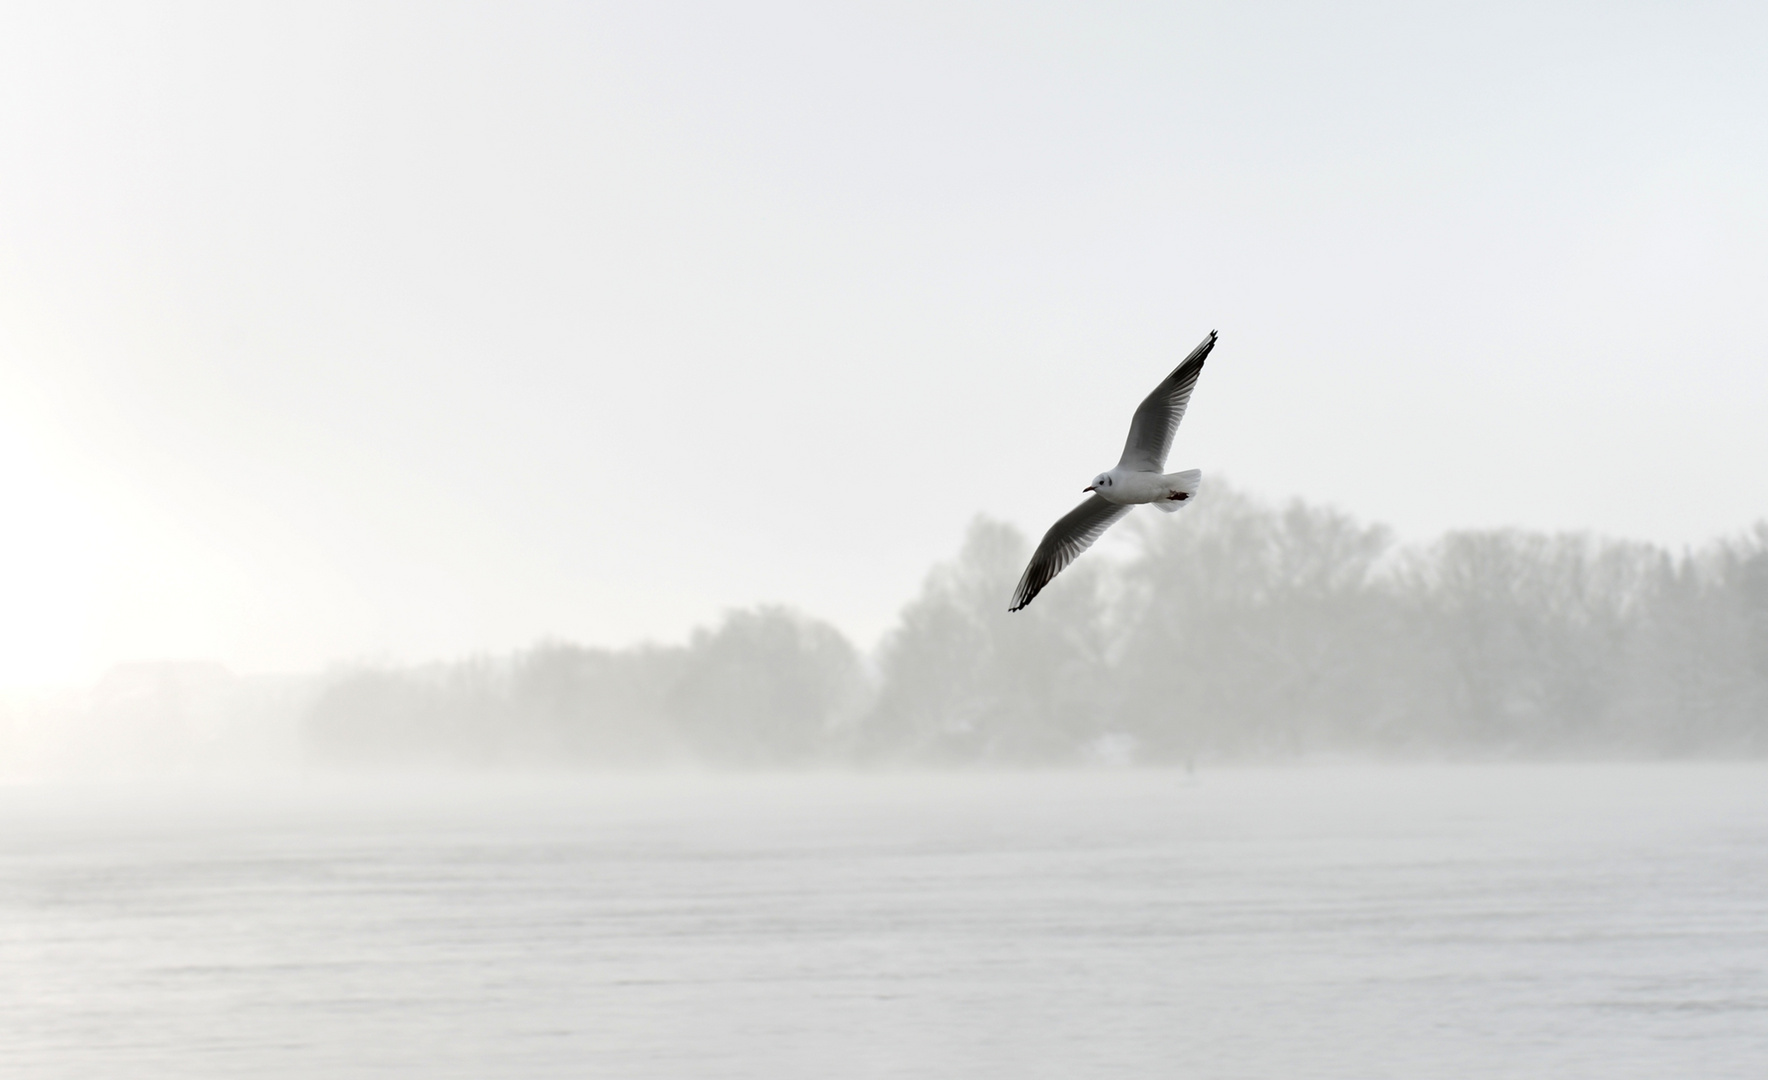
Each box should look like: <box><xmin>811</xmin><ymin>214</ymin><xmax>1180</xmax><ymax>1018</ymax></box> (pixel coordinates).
<box><xmin>8</xmin><ymin>491</ymin><xmax>1765</xmax><ymax>1074</ymax></box>
<box><xmin>4</xmin><ymin>765</ymin><xmax>1766</xmax><ymax>1078</ymax></box>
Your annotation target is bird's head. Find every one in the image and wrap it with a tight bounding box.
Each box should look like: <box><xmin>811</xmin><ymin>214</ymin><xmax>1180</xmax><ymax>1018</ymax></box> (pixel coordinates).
<box><xmin>1085</xmin><ymin>472</ymin><xmax>1114</xmax><ymax>493</ymax></box>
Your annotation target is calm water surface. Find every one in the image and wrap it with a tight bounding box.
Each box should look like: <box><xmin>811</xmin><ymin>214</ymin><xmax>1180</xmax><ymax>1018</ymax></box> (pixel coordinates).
<box><xmin>2</xmin><ymin>765</ymin><xmax>1766</xmax><ymax>1078</ymax></box>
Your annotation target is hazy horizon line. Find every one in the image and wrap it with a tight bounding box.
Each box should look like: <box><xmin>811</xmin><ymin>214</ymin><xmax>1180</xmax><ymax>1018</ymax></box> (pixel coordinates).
<box><xmin>8</xmin><ymin>479</ymin><xmax>1765</xmax><ymax>697</ymax></box>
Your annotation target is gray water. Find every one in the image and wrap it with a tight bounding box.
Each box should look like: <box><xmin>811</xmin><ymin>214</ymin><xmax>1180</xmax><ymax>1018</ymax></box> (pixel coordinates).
<box><xmin>2</xmin><ymin>765</ymin><xmax>1766</xmax><ymax>1078</ymax></box>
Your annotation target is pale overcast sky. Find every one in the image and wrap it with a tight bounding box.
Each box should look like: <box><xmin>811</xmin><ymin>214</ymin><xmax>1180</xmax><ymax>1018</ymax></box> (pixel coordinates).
<box><xmin>1</xmin><ymin>1</ymin><xmax>1765</xmax><ymax>685</ymax></box>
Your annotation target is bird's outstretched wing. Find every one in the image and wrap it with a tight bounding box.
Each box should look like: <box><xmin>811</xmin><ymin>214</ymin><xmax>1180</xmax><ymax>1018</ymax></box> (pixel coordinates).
<box><xmin>1116</xmin><ymin>330</ymin><xmax>1217</xmax><ymax>473</ymax></box>
<box><xmin>1008</xmin><ymin>494</ymin><xmax>1133</xmax><ymax>612</ymax></box>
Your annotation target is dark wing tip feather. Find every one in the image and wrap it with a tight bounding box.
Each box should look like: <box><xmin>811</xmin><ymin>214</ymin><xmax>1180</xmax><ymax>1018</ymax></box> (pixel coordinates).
<box><xmin>1008</xmin><ymin>572</ymin><xmax>1051</xmax><ymax>612</ymax></box>
<box><xmin>1008</xmin><ymin>559</ymin><xmax>1049</xmax><ymax>611</ymax></box>
<box><xmin>1171</xmin><ymin>329</ymin><xmax>1218</xmax><ymax>379</ymax></box>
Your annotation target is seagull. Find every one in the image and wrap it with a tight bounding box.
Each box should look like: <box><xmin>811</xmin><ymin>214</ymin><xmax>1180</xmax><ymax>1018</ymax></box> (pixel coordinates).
<box><xmin>1008</xmin><ymin>330</ymin><xmax>1218</xmax><ymax>612</ymax></box>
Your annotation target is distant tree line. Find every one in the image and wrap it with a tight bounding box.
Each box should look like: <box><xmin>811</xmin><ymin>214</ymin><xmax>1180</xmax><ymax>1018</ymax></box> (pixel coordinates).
<box><xmin>304</xmin><ymin>486</ymin><xmax>1768</xmax><ymax>766</ymax></box>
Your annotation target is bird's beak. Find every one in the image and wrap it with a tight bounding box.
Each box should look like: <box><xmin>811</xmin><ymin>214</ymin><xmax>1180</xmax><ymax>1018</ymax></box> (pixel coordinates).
<box><xmin>1083</xmin><ymin>485</ymin><xmax>1096</xmax><ymax>492</ymax></box>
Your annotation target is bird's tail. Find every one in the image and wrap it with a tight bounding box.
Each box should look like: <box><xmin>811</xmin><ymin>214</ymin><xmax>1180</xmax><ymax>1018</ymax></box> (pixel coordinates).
<box><xmin>1150</xmin><ymin>469</ymin><xmax>1201</xmax><ymax>513</ymax></box>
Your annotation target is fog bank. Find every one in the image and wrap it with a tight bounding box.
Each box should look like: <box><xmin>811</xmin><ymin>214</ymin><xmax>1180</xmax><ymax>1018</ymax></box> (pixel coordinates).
<box><xmin>7</xmin><ymin>485</ymin><xmax>1765</xmax><ymax>774</ymax></box>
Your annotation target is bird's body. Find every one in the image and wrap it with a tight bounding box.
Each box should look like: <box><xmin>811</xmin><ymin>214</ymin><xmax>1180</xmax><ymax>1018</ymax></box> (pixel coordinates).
<box><xmin>1086</xmin><ymin>467</ymin><xmax>1201</xmax><ymax>507</ymax></box>
<box><xmin>1009</xmin><ymin>330</ymin><xmax>1218</xmax><ymax>612</ymax></box>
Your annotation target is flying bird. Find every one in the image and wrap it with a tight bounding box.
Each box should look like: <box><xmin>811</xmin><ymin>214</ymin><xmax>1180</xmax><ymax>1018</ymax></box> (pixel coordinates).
<box><xmin>1008</xmin><ymin>330</ymin><xmax>1219</xmax><ymax>612</ymax></box>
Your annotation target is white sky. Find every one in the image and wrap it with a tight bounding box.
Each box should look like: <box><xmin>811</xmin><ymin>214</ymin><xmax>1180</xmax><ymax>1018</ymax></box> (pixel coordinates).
<box><xmin>1</xmin><ymin>1</ymin><xmax>1765</xmax><ymax>686</ymax></box>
